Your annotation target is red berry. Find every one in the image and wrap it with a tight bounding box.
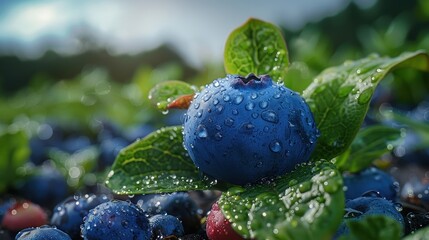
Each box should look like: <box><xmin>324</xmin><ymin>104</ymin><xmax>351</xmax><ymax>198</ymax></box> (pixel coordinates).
<box><xmin>206</xmin><ymin>202</ymin><xmax>245</xmax><ymax>240</ymax></box>
<box><xmin>1</xmin><ymin>201</ymin><xmax>48</xmax><ymax>231</ymax></box>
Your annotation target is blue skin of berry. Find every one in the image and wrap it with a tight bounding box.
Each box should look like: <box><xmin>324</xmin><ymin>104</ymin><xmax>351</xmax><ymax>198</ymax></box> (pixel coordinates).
<box><xmin>50</xmin><ymin>194</ymin><xmax>111</xmax><ymax>239</ymax></box>
<box><xmin>29</xmin><ymin>123</ymin><xmax>65</xmax><ymax>165</ymax></box>
<box><xmin>81</xmin><ymin>200</ymin><xmax>151</xmax><ymax>240</ymax></box>
<box><xmin>343</xmin><ymin>167</ymin><xmax>399</xmax><ymax>201</ymax></box>
<box><xmin>16</xmin><ymin>165</ymin><xmax>68</xmax><ymax>208</ymax></box>
<box><xmin>138</xmin><ymin>192</ymin><xmax>200</xmax><ymax>234</ymax></box>
<box><xmin>183</xmin><ymin>74</ymin><xmax>319</xmax><ymax>185</ymax></box>
<box><xmin>149</xmin><ymin>214</ymin><xmax>185</xmax><ymax>238</ymax></box>
<box><xmin>15</xmin><ymin>226</ymin><xmax>71</xmax><ymax>240</ymax></box>
<box><xmin>334</xmin><ymin>196</ymin><xmax>404</xmax><ymax>238</ymax></box>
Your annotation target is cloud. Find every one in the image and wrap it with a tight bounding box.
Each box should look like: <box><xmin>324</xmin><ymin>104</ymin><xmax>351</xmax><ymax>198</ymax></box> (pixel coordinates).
<box><xmin>0</xmin><ymin>0</ymin><xmax>348</xmax><ymax>66</ymax></box>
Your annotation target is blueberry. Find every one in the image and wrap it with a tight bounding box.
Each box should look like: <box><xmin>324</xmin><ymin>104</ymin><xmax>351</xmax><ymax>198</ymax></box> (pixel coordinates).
<box><xmin>206</xmin><ymin>202</ymin><xmax>245</xmax><ymax>240</ymax></box>
<box><xmin>15</xmin><ymin>165</ymin><xmax>69</xmax><ymax>208</ymax></box>
<box><xmin>138</xmin><ymin>192</ymin><xmax>201</xmax><ymax>234</ymax></box>
<box><xmin>50</xmin><ymin>194</ymin><xmax>111</xmax><ymax>239</ymax></box>
<box><xmin>343</xmin><ymin>167</ymin><xmax>399</xmax><ymax>200</ymax></box>
<box><xmin>15</xmin><ymin>226</ymin><xmax>71</xmax><ymax>240</ymax></box>
<box><xmin>60</xmin><ymin>135</ymin><xmax>92</xmax><ymax>153</ymax></box>
<box><xmin>183</xmin><ymin>74</ymin><xmax>319</xmax><ymax>185</ymax></box>
<box><xmin>334</xmin><ymin>196</ymin><xmax>404</xmax><ymax>238</ymax></box>
<box><xmin>98</xmin><ymin>137</ymin><xmax>129</xmax><ymax>169</ymax></box>
<box><xmin>29</xmin><ymin>123</ymin><xmax>64</xmax><ymax>165</ymax></box>
<box><xmin>149</xmin><ymin>214</ymin><xmax>185</xmax><ymax>238</ymax></box>
<box><xmin>94</xmin><ymin>120</ymin><xmax>126</xmax><ymax>142</ymax></box>
<box><xmin>81</xmin><ymin>200</ymin><xmax>151</xmax><ymax>240</ymax></box>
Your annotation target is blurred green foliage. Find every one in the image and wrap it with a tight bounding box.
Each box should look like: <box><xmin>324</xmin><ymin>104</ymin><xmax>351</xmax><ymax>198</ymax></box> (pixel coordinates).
<box><xmin>282</xmin><ymin>0</ymin><xmax>429</xmax><ymax>104</ymax></box>
<box><xmin>0</xmin><ymin>0</ymin><xmax>428</xmax><ymax>131</ymax></box>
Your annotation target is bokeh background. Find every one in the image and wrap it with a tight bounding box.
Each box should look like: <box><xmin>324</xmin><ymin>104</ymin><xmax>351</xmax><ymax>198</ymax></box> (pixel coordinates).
<box><xmin>0</xmin><ymin>0</ymin><xmax>428</xmax><ymax>128</ymax></box>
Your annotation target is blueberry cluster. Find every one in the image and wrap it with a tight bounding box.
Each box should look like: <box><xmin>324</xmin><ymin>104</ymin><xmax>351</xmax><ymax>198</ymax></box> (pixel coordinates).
<box><xmin>0</xmin><ymin>120</ymin><xmax>209</xmax><ymax>239</ymax></box>
<box><xmin>1</xmin><ymin>192</ymin><xmax>206</xmax><ymax>239</ymax></box>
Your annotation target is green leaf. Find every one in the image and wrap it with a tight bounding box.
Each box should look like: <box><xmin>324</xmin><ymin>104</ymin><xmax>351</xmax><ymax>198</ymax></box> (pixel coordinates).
<box><xmin>218</xmin><ymin>161</ymin><xmax>344</xmax><ymax>240</ymax></box>
<box><xmin>303</xmin><ymin>50</ymin><xmax>429</xmax><ymax>161</ymax></box>
<box><xmin>381</xmin><ymin>111</ymin><xmax>429</xmax><ymax>151</ymax></box>
<box><xmin>49</xmin><ymin>147</ymin><xmax>98</xmax><ymax>189</ymax></box>
<box><xmin>106</xmin><ymin>126</ymin><xmax>229</xmax><ymax>194</ymax></box>
<box><xmin>335</xmin><ymin>125</ymin><xmax>403</xmax><ymax>173</ymax></box>
<box><xmin>403</xmin><ymin>226</ymin><xmax>429</xmax><ymax>240</ymax></box>
<box><xmin>224</xmin><ymin>18</ymin><xmax>289</xmax><ymax>82</ymax></box>
<box><xmin>340</xmin><ymin>215</ymin><xmax>402</xmax><ymax>240</ymax></box>
<box><xmin>0</xmin><ymin>130</ymin><xmax>30</xmax><ymax>193</ymax></box>
<box><xmin>148</xmin><ymin>80</ymin><xmax>196</xmax><ymax>111</ymax></box>
<box><xmin>284</xmin><ymin>61</ymin><xmax>315</xmax><ymax>94</ymax></box>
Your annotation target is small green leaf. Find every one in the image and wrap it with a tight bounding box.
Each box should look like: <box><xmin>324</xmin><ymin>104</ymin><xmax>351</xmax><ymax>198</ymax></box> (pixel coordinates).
<box><xmin>303</xmin><ymin>50</ymin><xmax>429</xmax><ymax>160</ymax></box>
<box><xmin>106</xmin><ymin>126</ymin><xmax>228</xmax><ymax>194</ymax></box>
<box><xmin>403</xmin><ymin>225</ymin><xmax>429</xmax><ymax>240</ymax></box>
<box><xmin>340</xmin><ymin>215</ymin><xmax>402</xmax><ymax>240</ymax></box>
<box><xmin>0</xmin><ymin>130</ymin><xmax>30</xmax><ymax>193</ymax></box>
<box><xmin>218</xmin><ymin>161</ymin><xmax>344</xmax><ymax>240</ymax></box>
<box><xmin>224</xmin><ymin>18</ymin><xmax>289</xmax><ymax>82</ymax></box>
<box><xmin>335</xmin><ymin>125</ymin><xmax>403</xmax><ymax>173</ymax></box>
<box><xmin>148</xmin><ymin>80</ymin><xmax>196</xmax><ymax>111</ymax></box>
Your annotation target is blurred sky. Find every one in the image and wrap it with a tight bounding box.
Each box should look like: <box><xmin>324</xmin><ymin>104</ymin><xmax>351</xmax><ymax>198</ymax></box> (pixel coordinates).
<box><xmin>0</xmin><ymin>0</ymin><xmax>375</xmax><ymax>67</ymax></box>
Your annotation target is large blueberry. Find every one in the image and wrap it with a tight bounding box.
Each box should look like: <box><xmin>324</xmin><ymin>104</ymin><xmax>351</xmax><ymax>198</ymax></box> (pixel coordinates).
<box><xmin>343</xmin><ymin>167</ymin><xmax>399</xmax><ymax>200</ymax></box>
<box><xmin>50</xmin><ymin>194</ymin><xmax>111</xmax><ymax>239</ymax></box>
<box><xmin>81</xmin><ymin>200</ymin><xmax>151</xmax><ymax>240</ymax></box>
<box><xmin>138</xmin><ymin>192</ymin><xmax>201</xmax><ymax>234</ymax></box>
<box><xmin>15</xmin><ymin>226</ymin><xmax>71</xmax><ymax>240</ymax></box>
<box><xmin>334</xmin><ymin>196</ymin><xmax>404</xmax><ymax>238</ymax></box>
<box><xmin>183</xmin><ymin>74</ymin><xmax>319</xmax><ymax>185</ymax></box>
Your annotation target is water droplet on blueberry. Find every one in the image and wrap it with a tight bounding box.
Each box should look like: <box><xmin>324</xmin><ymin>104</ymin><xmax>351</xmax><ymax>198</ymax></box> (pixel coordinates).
<box><xmin>196</xmin><ymin>125</ymin><xmax>208</xmax><ymax>139</ymax></box>
<box><xmin>261</xmin><ymin>110</ymin><xmax>279</xmax><ymax>123</ymax></box>
<box><xmin>269</xmin><ymin>140</ymin><xmax>282</xmax><ymax>153</ymax></box>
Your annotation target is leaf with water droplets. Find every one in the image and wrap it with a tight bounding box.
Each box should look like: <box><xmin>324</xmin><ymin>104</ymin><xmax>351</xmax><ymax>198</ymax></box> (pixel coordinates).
<box><xmin>106</xmin><ymin>126</ymin><xmax>230</xmax><ymax>194</ymax></box>
<box><xmin>303</xmin><ymin>50</ymin><xmax>429</xmax><ymax>161</ymax></box>
<box><xmin>224</xmin><ymin>18</ymin><xmax>289</xmax><ymax>82</ymax></box>
<box><xmin>334</xmin><ymin>125</ymin><xmax>403</xmax><ymax>173</ymax></box>
<box><xmin>148</xmin><ymin>80</ymin><xmax>196</xmax><ymax>111</ymax></box>
<box><xmin>339</xmin><ymin>215</ymin><xmax>402</xmax><ymax>240</ymax></box>
<box><xmin>218</xmin><ymin>161</ymin><xmax>344</xmax><ymax>240</ymax></box>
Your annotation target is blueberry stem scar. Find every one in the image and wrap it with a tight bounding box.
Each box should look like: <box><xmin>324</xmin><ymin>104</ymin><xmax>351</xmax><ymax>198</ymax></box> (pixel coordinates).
<box><xmin>239</xmin><ymin>73</ymin><xmax>260</xmax><ymax>84</ymax></box>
